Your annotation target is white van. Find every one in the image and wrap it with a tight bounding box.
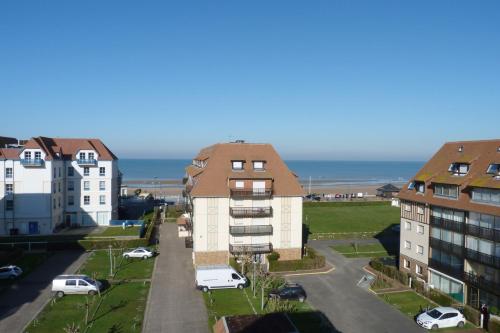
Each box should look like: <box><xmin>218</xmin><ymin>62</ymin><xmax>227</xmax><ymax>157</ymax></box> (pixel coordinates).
<box><xmin>195</xmin><ymin>265</ymin><xmax>247</xmax><ymax>292</ymax></box>
<box><xmin>52</xmin><ymin>275</ymin><xmax>102</xmax><ymax>297</ymax></box>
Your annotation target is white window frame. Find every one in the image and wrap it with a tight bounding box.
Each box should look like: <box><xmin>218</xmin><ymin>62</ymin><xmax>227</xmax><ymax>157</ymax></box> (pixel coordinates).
<box><xmin>253</xmin><ymin>161</ymin><xmax>264</xmax><ymax>170</ymax></box>
<box><xmin>405</xmin><ymin>240</ymin><xmax>411</xmax><ymax>249</ymax></box>
<box><xmin>404</xmin><ymin>259</ymin><xmax>410</xmax><ymax>269</ymax></box>
<box><xmin>235</xmin><ymin>181</ymin><xmax>244</xmax><ymax>189</ymax></box>
<box><xmin>83</xmin><ymin>167</ymin><xmax>89</xmax><ymax>176</ymax></box>
<box><xmin>99</xmin><ymin>181</ymin><xmax>105</xmax><ymax>191</ymax></box>
<box><xmin>99</xmin><ymin>167</ymin><xmax>105</xmax><ymax>176</ymax></box>
<box><xmin>405</xmin><ymin>221</ymin><xmax>411</xmax><ymax>231</ymax></box>
<box><xmin>5</xmin><ymin>184</ymin><xmax>13</xmax><ymax>194</ymax></box>
<box><xmin>417</xmin><ymin>207</ymin><xmax>424</xmax><ymax>215</ymax></box>
<box><xmin>6</xmin><ymin>168</ymin><xmax>12</xmax><ymax>178</ymax></box>
<box><xmin>84</xmin><ymin>181</ymin><xmax>90</xmax><ymax>191</ymax></box>
<box><xmin>232</xmin><ymin>161</ymin><xmax>244</xmax><ymax>170</ymax></box>
<box><xmin>83</xmin><ymin>196</ymin><xmax>90</xmax><ymax>205</ymax></box>
<box><xmin>416</xmin><ymin>264</ymin><xmax>423</xmax><ymax>275</ymax></box>
<box><xmin>417</xmin><ymin>225</ymin><xmax>424</xmax><ymax>234</ymax></box>
<box><xmin>99</xmin><ymin>195</ymin><xmax>106</xmax><ymax>205</ymax></box>
<box><xmin>416</xmin><ymin>245</ymin><xmax>424</xmax><ymax>255</ymax></box>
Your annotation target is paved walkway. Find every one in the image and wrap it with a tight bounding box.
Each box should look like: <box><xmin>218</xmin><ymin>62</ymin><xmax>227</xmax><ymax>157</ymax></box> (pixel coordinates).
<box><xmin>143</xmin><ymin>223</ymin><xmax>208</xmax><ymax>333</ymax></box>
<box><xmin>0</xmin><ymin>251</ymin><xmax>89</xmax><ymax>332</ymax></box>
<box><xmin>287</xmin><ymin>239</ymin><xmax>425</xmax><ymax>333</ymax></box>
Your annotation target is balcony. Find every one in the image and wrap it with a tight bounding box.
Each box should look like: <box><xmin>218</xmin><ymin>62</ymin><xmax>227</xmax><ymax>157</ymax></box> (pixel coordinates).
<box><xmin>20</xmin><ymin>159</ymin><xmax>44</xmax><ymax>167</ymax></box>
<box><xmin>229</xmin><ymin>225</ymin><xmax>273</xmax><ymax>236</ymax></box>
<box><xmin>230</xmin><ymin>207</ymin><xmax>273</xmax><ymax>218</ymax></box>
<box><xmin>464</xmin><ymin>248</ymin><xmax>500</xmax><ymax>269</ymax></box>
<box><xmin>465</xmin><ymin>224</ymin><xmax>500</xmax><ymax>242</ymax></box>
<box><xmin>428</xmin><ymin>258</ymin><xmax>464</xmax><ymax>280</ymax></box>
<box><xmin>77</xmin><ymin>159</ymin><xmax>97</xmax><ymax>166</ymax></box>
<box><xmin>463</xmin><ymin>272</ymin><xmax>500</xmax><ymax>297</ymax></box>
<box><xmin>229</xmin><ymin>243</ymin><xmax>273</xmax><ymax>254</ymax></box>
<box><xmin>430</xmin><ymin>216</ymin><xmax>464</xmax><ymax>233</ymax></box>
<box><xmin>230</xmin><ymin>189</ymin><xmax>272</xmax><ymax>200</ymax></box>
<box><xmin>430</xmin><ymin>237</ymin><xmax>464</xmax><ymax>257</ymax></box>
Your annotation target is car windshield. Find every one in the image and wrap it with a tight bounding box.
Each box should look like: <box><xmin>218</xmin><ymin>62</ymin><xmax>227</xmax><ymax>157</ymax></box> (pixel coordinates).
<box><xmin>427</xmin><ymin>309</ymin><xmax>442</xmax><ymax>319</ymax></box>
<box><xmin>83</xmin><ymin>277</ymin><xmax>96</xmax><ymax>285</ymax></box>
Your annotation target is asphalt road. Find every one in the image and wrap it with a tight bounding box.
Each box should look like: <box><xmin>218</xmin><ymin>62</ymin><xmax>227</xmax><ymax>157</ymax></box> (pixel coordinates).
<box><xmin>288</xmin><ymin>239</ymin><xmax>426</xmax><ymax>333</ymax></box>
<box><xmin>142</xmin><ymin>223</ymin><xmax>209</xmax><ymax>333</ymax></box>
<box><xmin>0</xmin><ymin>250</ymin><xmax>89</xmax><ymax>332</ymax></box>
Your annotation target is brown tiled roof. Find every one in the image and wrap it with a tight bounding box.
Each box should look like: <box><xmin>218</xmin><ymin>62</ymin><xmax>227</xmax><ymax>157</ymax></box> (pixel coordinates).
<box><xmin>0</xmin><ymin>148</ymin><xmax>22</xmax><ymax>160</ymax></box>
<box><xmin>22</xmin><ymin>137</ymin><xmax>117</xmax><ymax>161</ymax></box>
<box><xmin>186</xmin><ymin>142</ymin><xmax>304</xmax><ymax>197</ymax></box>
<box><xmin>399</xmin><ymin>139</ymin><xmax>500</xmax><ymax>215</ymax></box>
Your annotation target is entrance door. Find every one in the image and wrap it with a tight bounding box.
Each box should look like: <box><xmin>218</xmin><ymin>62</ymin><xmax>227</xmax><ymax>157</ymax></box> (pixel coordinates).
<box><xmin>97</xmin><ymin>212</ymin><xmax>109</xmax><ymax>226</ymax></box>
<box><xmin>28</xmin><ymin>222</ymin><xmax>39</xmax><ymax>234</ymax></box>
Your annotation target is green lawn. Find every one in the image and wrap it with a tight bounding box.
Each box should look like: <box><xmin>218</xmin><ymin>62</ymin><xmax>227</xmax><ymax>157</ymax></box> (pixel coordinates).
<box><xmin>330</xmin><ymin>243</ymin><xmax>398</xmax><ymax>258</ymax></box>
<box><xmin>26</xmin><ymin>282</ymin><xmax>150</xmax><ymax>333</ymax></box>
<box><xmin>78</xmin><ymin>249</ymin><xmax>155</xmax><ymax>280</ymax></box>
<box><xmin>0</xmin><ymin>253</ymin><xmax>51</xmax><ymax>290</ymax></box>
<box><xmin>304</xmin><ymin>202</ymin><xmax>399</xmax><ymax>234</ymax></box>
<box><xmin>98</xmin><ymin>226</ymin><xmax>142</xmax><ymax>237</ymax></box>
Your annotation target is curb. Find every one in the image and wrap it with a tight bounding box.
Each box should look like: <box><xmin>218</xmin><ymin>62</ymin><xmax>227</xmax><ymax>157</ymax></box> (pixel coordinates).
<box><xmin>141</xmin><ymin>224</ymin><xmax>161</xmax><ymax>333</ymax></box>
<box><xmin>276</xmin><ymin>262</ymin><xmax>336</xmax><ymax>277</ymax></box>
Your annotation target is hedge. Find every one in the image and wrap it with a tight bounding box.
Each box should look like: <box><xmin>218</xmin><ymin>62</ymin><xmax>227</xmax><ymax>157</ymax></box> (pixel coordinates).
<box><xmin>490</xmin><ymin>318</ymin><xmax>500</xmax><ymax>333</ymax></box>
<box><xmin>0</xmin><ymin>247</ymin><xmax>24</xmax><ymax>265</ymax></box>
<box><xmin>304</xmin><ymin>201</ymin><xmax>390</xmax><ymax>208</ymax></box>
<box><xmin>268</xmin><ymin>247</ymin><xmax>325</xmax><ymax>272</ymax></box>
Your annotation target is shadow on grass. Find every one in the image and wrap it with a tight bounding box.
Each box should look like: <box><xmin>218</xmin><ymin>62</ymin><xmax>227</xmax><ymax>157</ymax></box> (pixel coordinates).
<box><xmin>373</xmin><ymin>224</ymin><xmax>400</xmax><ymax>265</ymax></box>
<box><xmin>288</xmin><ymin>311</ymin><xmax>343</xmax><ymax>333</ymax></box>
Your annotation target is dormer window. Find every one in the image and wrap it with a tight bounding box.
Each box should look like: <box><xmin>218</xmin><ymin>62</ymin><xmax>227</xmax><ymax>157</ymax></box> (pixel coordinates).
<box><xmin>25</xmin><ymin>151</ymin><xmax>31</xmax><ymax>160</ymax></box>
<box><xmin>35</xmin><ymin>151</ymin><xmax>41</xmax><ymax>160</ymax></box>
<box><xmin>232</xmin><ymin>160</ymin><xmax>244</xmax><ymax>170</ymax></box>
<box><xmin>448</xmin><ymin>163</ymin><xmax>469</xmax><ymax>176</ymax></box>
<box><xmin>88</xmin><ymin>152</ymin><xmax>95</xmax><ymax>160</ymax></box>
<box><xmin>434</xmin><ymin>183</ymin><xmax>458</xmax><ymax>199</ymax></box>
<box><xmin>253</xmin><ymin>161</ymin><xmax>265</xmax><ymax>171</ymax></box>
<box><xmin>79</xmin><ymin>152</ymin><xmax>85</xmax><ymax>160</ymax></box>
<box><xmin>486</xmin><ymin>164</ymin><xmax>500</xmax><ymax>178</ymax></box>
<box><xmin>407</xmin><ymin>182</ymin><xmax>415</xmax><ymax>190</ymax></box>
<box><xmin>416</xmin><ymin>182</ymin><xmax>425</xmax><ymax>193</ymax></box>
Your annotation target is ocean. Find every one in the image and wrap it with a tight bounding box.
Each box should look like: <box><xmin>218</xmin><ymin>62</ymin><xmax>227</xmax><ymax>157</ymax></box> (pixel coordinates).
<box><xmin>118</xmin><ymin>159</ymin><xmax>423</xmax><ymax>187</ymax></box>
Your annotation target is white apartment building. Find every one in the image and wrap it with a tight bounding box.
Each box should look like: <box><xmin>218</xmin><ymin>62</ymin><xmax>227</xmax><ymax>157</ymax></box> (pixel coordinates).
<box><xmin>184</xmin><ymin>141</ymin><xmax>304</xmax><ymax>266</ymax></box>
<box><xmin>0</xmin><ymin>136</ymin><xmax>120</xmax><ymax>235</ymax></box>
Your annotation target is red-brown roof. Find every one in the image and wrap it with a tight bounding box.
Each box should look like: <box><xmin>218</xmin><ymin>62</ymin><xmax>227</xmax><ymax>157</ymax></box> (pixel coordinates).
<box><xmin>22</xmin><ymin>137</ymin><xmax>117</xmax><ymax>161</ymax></box>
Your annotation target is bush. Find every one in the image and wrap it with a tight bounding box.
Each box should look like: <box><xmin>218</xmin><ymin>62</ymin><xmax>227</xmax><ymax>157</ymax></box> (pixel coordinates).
<box><xmin>489</xmin><ymin>318</ymin><xmax>500</xmax><ymax>333</ymax></box>
<box><xmin>0</xmin><ymin>247</ymin><xmax>24</xmax><ymax>266</ymax></box>
<box><xmin>265</xmin><ymin>299</ymin><xmax>297</xmax><ymax>314</ymax></box>
<box><xmin>428</xmin><ymin>289</ymin><xmax>454</xmax><ymax>307</ymax></box>
<box><xmin>462</xmin><ymin>305</ymin><xmax>480</xmax><ymax>326</ymax></box>
<box><xmin>269</xmin><ymin>254</ymin><xmax>325</xmax><ymax>272</ymax></box>
<box><xmin>267</xmin><ymin>252</ymin><xmax>280</xmax><ymax>261</ymax></box>
<box><xmin>369</xmin><ymin>259</ymin><xmax>408</xmax><ymax>286</ymax></box>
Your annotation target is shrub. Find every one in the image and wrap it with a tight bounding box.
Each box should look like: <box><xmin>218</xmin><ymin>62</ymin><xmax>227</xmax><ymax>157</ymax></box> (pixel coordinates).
<box><xmin>490</xmin><ymin>306</ymin><xmax>499</xmax><ymax>316</ymax></box>
<box><xmin>265</xmin><ymin>299</ymin><xmax>297</xmax><ymax>314</ymax></box>
<box><xmin>0</xmin><ymin>247</ymin><xmax>24</xmax><ymax>266</ymax></box>
<box><xmin>267</xmin><ymin>252</ymin><xmax>280</xmax><ymax>261</ymax></box>
<box><xmin>428</xmin><ymin>289</ymin><xmax>454</xmax><ymax>307</ymax></box>
<box><xmin>489</xmin><ymin>318</ymin><xmax>500</xmax><ymax>333</ymax></box>
<box><xmin>462</xmin><ymin>305</ymin><xmax>480</xmax><ymax>326</ymax></box>
<box><xmin>268</xmin><ymin>254</ymin><xmax>325</xmax><ymax>272</ymax></box>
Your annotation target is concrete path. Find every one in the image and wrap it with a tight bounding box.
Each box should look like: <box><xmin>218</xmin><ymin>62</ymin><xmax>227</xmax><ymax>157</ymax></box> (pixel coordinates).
<box><xmin>0</xmin><ymin>250</ymin><xmax>89</xmax><ymax>332</ymax></box>
<box><xmin>288</xmin><ymin>240</ymin><xmax>425</xmax><ymax>333</ymax></box>
<box><xmin>143</xmin><ymin>223</ymin><xmax>208</xmax><ymax>333</ymax></box>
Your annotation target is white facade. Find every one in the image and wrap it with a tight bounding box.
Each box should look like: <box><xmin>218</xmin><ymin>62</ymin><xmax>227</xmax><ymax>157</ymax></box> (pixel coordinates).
<box><xmin>0</xmin><ymin>146</ymin><xmax>119</xmax><ymax>235</ymax></box>
<box><xmin>399</xmin><ymin>217</ymin><xmax>430</xmax><ymax>265</ymax></box>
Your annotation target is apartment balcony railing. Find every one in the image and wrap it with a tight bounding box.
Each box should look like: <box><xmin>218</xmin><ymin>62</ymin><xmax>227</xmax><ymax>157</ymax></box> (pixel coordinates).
<box><xmin>428</xmin><ymin>258</ymin><xmax>464</xmax><ymax>280</ymax></box>
<box><xmin>229</xmin><ymin>225</ymin><xmax>273</xmax><ymax>236</ymax></box>
<box><xmin>77</xmin><ymin>159</ymin><xmax>97</xmax><ymax>166</ymax></box>
<box><xmin>20</xmin><ymin>159</ymin><xmax>44</xmax><ymax>167</ymax></box>
<box><xmin>430</xmin><ymin>216</ymin><xmax>464</xmax><ymax>233</ymax></box>
<box><xmin>229</xmin><ymin>243</ymin><xmax>273</xmax><ymax>254</ymax></box>
<box><xmin>465</xmin><ymin>224</ymin><xmax>500</xmax><ymax>242</ymax></box>
<box><xmin>430</xmin><ymin>237</ymin><xmax>464</xmax><ymax>257</ymax></box>
<box><xmin>463</xmin><ymin>272</ymin><xmax>500</xmax><ymax>297</ymax></box>
<box><xmin>230</xmin><ymin>207</ymin><xmax>273</xmax><ymax>218</ymax></box>
<box><xmin>464</xmin><ymin>248</ymin><xmax>500</xmax><ymax>269</ymax></box>
<box><xmin>230</xmin><ymin>189</ymin><xmax>273</xmax><ymax>200</ymax></box>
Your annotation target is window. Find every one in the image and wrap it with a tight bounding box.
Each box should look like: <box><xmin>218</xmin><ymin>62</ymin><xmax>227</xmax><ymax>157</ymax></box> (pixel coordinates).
<box><xmin>53</xmin><ymin>183</ymin><xmax>56</xmax><ymax>193</ymax></box>
<box><xmin>487</xmin><ymin>164</ymin><xmax>500</xmax><ymax>177</ymax></box>
<box><xmin>58</xmin><ymin>167</ymin><xmax>61</xmax><ymax>177</ymax></box>
<box><xmin>416</xmin><ymin>265</ymin><xmax>423</xmax><ymax>275</ymax></box>
<box><xmin>408</xmin><ymin>182</ymin><xmax>415</xmax><ymax>190</ymax></box>
<box><xmin>5</xmin><ymin>184</ymin><xmax>13</xmax><ymax>194</ymax></box>
<box><xmin>405</xmin><ymin>221</ymin><xmax>411</xmax><ymax>230</ymax></box>
<box><xmin>99</xmin><ymin>195</ymin><xmax>105</xmax><ymax>205</ymax></box>
<box><xmin>68</xmin><ymin>181</ymin><xmax>74</xmax><ymax>191</ymax></box>
<box><xmin>416</xmin><ymin>182</ymin><xmax>425</xmax><ymax>193</ymax></box>
<box><xmin>99</xmin><ymin>181</ymin><xmax>105</xmax><ymax>191</ymax></box>
<box><xmin>84</xmin><ymin>196</ymin><xmax>90</xmax><ymax>205</ymax></box>
<box><xmin>232</xmin><ymin>161</ymin><xmax>244</xmax><ymax>170</ymax></box>
<box><xmin>448</xmin><ymin>163</ymin><xmax>469</xmax><ymax>176</ymax></box>
<box><xmin>404</xmin><ymin>259</ymin><xmax>410</xmax><ymax>269</ymax></box>
<box><xmin>253</xmin><ymin>161</ymin><xmax>265</xmax><ymax>170</ymax></box>
<box><xmin>466</xmin><ymin>236</ymin><xmax>494</xmax><ymax>255</ymax></box>
<box><xmin>6</xmin><ymin>168</ymin><xmax>12</xmax><ymax>178</ymax></box>
<box><xmin>417</xmin><ymin>207</ymin><xmax>424</xmax><ymax>215</ymax></box>
<box><xmin>471</xmin><ymin>188</ymin><xmax>500</xmax><ymax>206</ymax></box>
<box><xmin>417</xmin><ymin>225</ymin><xmax>424</xmax><ymax>234</ymax></box>
<box><xmin>99</xmin><ymin>167</ymin><xmax>105</xmax><ymax>176</ymax></box>
<box><xmin>68</xmin><ymin>195</ymin><xmax>74</xmax><ymax>206</ymax></box>
<box><xmin>88</xmin><ymin>152</ymin><xmax>94</xmax><ymax>160</ymax></box>
<box><xmin>404</xmin><ymin>204</ymin><xmax>411</xmax><ymax>212</ymax></box>
<box><xmin>58</xmin><ymin>182</ymin><xmax>61</xmax><ymax>193</ymax></box>
<box><xmin>65</xmin><ymin>280</ymin><xmax>76</xmax><ymax>286</ymax></box>
<box><xmin>84</xmin><ymin>181</ymin><xmax>90</xmax><ymax>191</ymax></box>
<box><xmin>58</xmin><ymin>197</ymin><xmax>61</xmax><ymax>208</ymax></box>
<box><xmin>34</xmin><ymin>151</ymin><xmax>41</xmax><ymax>160</ymax></box>
<box><xmin>405</xmin><ymin>240</ymin><xmax>411</xmax><ymax>249</ymax></box>
<box><xmin>54</xmin><ymin>168</ymin><xmax>56</xmax><ymax>178</ymax></box>
<box><xmin>68</xmin><ymin>167</ymin><xmax>74</xmax><ymax>177</ymax></box>
<box><xmin>6</xmin><ymin>200</ymin><xmax>13</xmax><ymax>211</ymax></box>
<box><xmin>79</xmin><ymin>152</ymin><xmax>85</xmax><ymax>160</ymax></box>
<box><xmin>434</xmin><ymin>184</ymin><xmax>458</xmax><ymax>199</ymax></box>
<box><xmin>417</xmin><ymin>245</ymin><xmax>424</xmax><ymax>255</ymax></box>
<box><xmin>84</xmin><ymin>167</ymin><xmax>89</xmax><ymax>176</ymax></box>
<box><xmin>235</xmin><ymin>181</ymin><xmax>244</xmax><ymax>189</ymax></box>
<box><xmin>78</xmin><ymin>280</ymin><xmax>89</xmax><ymax>286</ymax></box>
<box><xmin>25</xmin><ymin>151</ymin><xmax>31</xmax><ymax>160</ymax></box>
<box><xmin>53</xmin><ymin>198</ymin><xmax>56</xmax><ymax>209</ymax></box>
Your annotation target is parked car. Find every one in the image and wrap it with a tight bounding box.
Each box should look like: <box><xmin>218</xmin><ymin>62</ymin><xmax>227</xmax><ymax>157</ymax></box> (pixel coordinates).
<box><xmin>416</xmin><ymin>307</ymin><xmax>465</xmax><ymax>330</ymax></box>
<box><xmin>123</xmin><ymin>247</ymin><xmax>154</xmax><ymax>259</ymax></box>
<box><xmin>52</xmin><ymin>275</ymin><xmax>102</xmax><ymax>297</ymax></box>
<box><xmin>195</xmin><ymin>265</ymin><xmax>247</xmax><ymax>292</ymax></box>
<box><xmin>268</xmin><ymin>283</ymin><xmax>307</xmax><ymax>302</ymax></box>
<box><xmin>0</xmin><ymin>265</ymin><xmax>22</xmax><ymax>280</ymax></box>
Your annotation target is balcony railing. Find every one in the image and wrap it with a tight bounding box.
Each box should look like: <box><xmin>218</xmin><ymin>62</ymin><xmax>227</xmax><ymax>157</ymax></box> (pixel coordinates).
<box><xmin>230</xmin><ymin>189</ymin><xmax>273</xmax><ymax>199</ymax></box>
<box><xmin>463</xmin><ymin>272</ymin><xmax>500</xmax><ymax>297</ymax></box>
<box><xmin>20</xmin><ymin>159</ymin><xmax>44</xmax><ymax>167</ymax></box>
<box><xmin>229</xmin><ymin>225</ymin><xmax>273</xmax><ymax>236</ymax></box>
<box><xmin>430</xmin><ymin>216</ymin><xmax>464</xmax><ymax>233</ymax></box>
<box><xmin>230</xmin><ymin>207</ymin><xmax>273</xmax><ymax>218</ymax></box>
<box><xmin>464</xmin><ymin>248</ymin><xmax>500</xmax><ymax>269</ymax></box>
<box><xmin>229</xmin><ymin>243</ymin><xmax>272</xmax><ymax>254</ymax></box>
<box><xmin>430</xmin><ymin>237</ymin><xmax>464</xmax><ymax>257</ymax></box>
<box><xmin>77</xmin><ymin>159</ymin><xmax>97</xmax><ymax>166</ymax></box>
<box><xmin>465</xmin><ymin>224</ymin><xmax>500</xmax><ymax>242</ymax></box>
<box><xmin>428</xmin><ymin>258</ymin><xmax>464</xmax><ymax>280</ymax></box>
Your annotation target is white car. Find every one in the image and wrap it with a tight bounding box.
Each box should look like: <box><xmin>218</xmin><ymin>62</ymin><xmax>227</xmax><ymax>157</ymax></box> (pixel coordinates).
<box><xmin>0</xmin><ymin>265</ymin><xmax>23</xmax><ymax>279</ymax></box>
<box><xmin>52</xmin><ymin>275</ymin><xmax>102</xmax><ymax>297</ymax></box>
<box><xmin>123</xmin><ymin>247</ymin><xmax>154</xmax><ymax>259</ymax></box>
<box><xmin>416</xmin><ymin>307</ymin><xmax>465</xmax><ymax>330</ymax></box>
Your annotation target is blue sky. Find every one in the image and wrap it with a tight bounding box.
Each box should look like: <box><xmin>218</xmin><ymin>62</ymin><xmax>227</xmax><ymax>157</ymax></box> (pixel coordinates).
<box><xmin>1</xmin><ymin>1</ymin><xmax>499</xmax><ymax>161</ymax></box>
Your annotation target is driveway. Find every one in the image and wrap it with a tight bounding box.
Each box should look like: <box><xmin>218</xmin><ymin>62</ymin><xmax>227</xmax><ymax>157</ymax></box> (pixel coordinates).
<box><xmin>0</xmin><ymin>250</ymin><xmax>89</xmax><ymax>332</ymax></box>
<box><xmin>288</xmin><ymin>240</ymin><xmax>425</xmax><ymax>333</ymax></box>
<box><xmin>142</xmin><ymin>223</ymin><xmax>208</xmax><ymax>333</ymax></box>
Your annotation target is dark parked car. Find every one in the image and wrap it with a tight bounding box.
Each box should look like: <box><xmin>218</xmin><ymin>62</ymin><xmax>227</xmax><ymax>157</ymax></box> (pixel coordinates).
<box><xmin>268</xmin><ymin>284</ymin><xmax>307</xmax><ymax>302</ymax></box>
